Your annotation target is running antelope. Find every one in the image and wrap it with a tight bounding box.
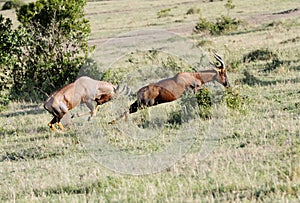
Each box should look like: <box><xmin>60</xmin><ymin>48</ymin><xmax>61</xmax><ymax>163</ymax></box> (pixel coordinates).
<box><xmin>109</xmin><ymin>52</ymin><xmax>229</xmax><ymax>124</ymax></box>
<box><xmin>44</xmin><ymin>76</ymin><xmax>116</xmax><ymax>131</ymax></box>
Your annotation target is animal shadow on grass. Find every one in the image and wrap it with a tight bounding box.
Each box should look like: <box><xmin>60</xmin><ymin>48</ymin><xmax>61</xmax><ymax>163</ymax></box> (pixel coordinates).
<box><xmin>0</xmin><ymin>105</ymin><xmax>44</xmax><ymax>118</ymax></box>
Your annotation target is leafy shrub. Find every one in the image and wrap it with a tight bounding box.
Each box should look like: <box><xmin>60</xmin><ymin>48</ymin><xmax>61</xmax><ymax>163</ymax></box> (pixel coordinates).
<box><xmin>194</xmin><ymin>15</ymin><xmax>240</xmax><ymax>35</ymax></box>
<box><xmin>194</xmin><ymin>17</ymin><xmax>213</xmax><ymax>33</ymax></box>
<box><xmin>194</xmin><ymin>0</ymin><xmax>240</xmax><ymax>35</ymax></box>
<box><xmin>167</xmin><ymin>109</ymin><xmax>183</xmax><ymax>125</ymax></box>
<box><xmin>0</xmin><ymin>15</ymin><xmax>25</xmax><ymax>110</ymax></box>
<box><xmin>8</xmin><ymin>0</ymin><xmax>93</xmax><ymax>100</ymax></box>
<box><xmin>195</xmin><ymin>88</ymin><xmax>212</xmax><ymax>119</ymax></box>
<box><xmin>224</xmin><ymin>87</ymin><xmax>248</xmax><ymax>113</ymax></box>
<box><xmin>212</xmin><ymin>15</ymin><xmax>240</xmax><ymax>35</ymax></box>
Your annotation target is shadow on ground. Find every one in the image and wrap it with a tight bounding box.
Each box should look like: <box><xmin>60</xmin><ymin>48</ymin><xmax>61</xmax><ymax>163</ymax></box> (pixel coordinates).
<box><xmin>241</xmin><ymin>70</ymin><xmax>300</xmax><ymax>86</ymax></box>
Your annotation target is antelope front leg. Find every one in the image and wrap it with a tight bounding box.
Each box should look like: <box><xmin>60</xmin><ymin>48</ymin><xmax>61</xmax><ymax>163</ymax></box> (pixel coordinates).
<box><xmin>48</xmin><ymin>118</ymin><xmax>59</xmax><ymax>131</ymax></box>
<box><xmin>93</xmin><ymin>104</ymin><xmax>102</xmax><ymax>116</ymax></box>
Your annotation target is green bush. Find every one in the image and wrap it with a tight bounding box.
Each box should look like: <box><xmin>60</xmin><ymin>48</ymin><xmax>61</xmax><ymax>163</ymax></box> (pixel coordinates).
<box><xmin>194</xmin><ymin>0</ymin><xmax>240</xmax><ymax>35</ymax></box>
<box><xmin>9</xmin><ymin>0</ymin><xmax>93</xmax><ymax>100</ymax></box>
<box><xmin>195</xmin><ymin>15</ymin><xmax>240</xmax><ymax>35</ymax></box>
<box><xmin>195</xmin><ymin>88</ymin><xmax>212</xmax><ymax>119</ymax></box>
<box><xmin>194</xmin><ymin>17</ymin><xmax>213</xmax><ymax>33</ymax></box>
<box><xmin>224</xmin><ymin>87</ymin><xmax>248</xmax><ymax>113</ymax></box>
<box><xmin>167</xmin><ymin>86</ymin><xmax>249</xmax><ymax>124</ymax></box>
<box><xmin>212</xmin><ymin>15</ymin><xmax>240</xmax><ymax>35</ymax></box>
<box><xmin>0</xmin><ymin>15</ymin><xmax>25</xmax><ymax>110</ymax></box>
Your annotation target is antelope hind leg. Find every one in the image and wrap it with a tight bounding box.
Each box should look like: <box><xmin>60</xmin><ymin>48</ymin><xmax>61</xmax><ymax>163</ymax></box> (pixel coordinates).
<box><xmin>71</xmin><ymin>111</ymin><xmax>91</xmax><ymax>118</ymax></box>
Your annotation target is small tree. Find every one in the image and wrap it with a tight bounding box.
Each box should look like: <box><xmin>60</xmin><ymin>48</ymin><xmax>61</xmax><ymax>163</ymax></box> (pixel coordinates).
<box><xmin>11</xmin><ymin>0</ymin><xmax>93</xmax><ymax>100</ymax></box>
<box><xmin>0</xmin><ymin>15</ymin><xmax>13</xmax><ymax>110</ymax></box>
<box><xmin>0</xmin><ymin>15</ymin><xmax>28</xmax><ymax>110</ymax></box>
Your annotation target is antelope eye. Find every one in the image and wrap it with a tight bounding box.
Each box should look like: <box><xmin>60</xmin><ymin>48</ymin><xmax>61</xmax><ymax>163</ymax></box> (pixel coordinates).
<box><xmin>215</xmin><ymin>61</ymin><xmax>221</xmax><ymax>67</ymax></box>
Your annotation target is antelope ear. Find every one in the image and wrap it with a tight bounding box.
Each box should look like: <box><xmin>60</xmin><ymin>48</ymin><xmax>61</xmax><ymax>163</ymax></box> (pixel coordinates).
<box><xmin>209</xmin><ymin>61</ymin><xmax>215</xmax><ymax>67</ymax></box>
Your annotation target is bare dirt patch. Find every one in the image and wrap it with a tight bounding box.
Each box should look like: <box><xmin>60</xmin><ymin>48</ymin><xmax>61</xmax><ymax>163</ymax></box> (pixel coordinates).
<box><xmin>245</xmin><ymin>7</ymin><xmax>300</xmax><ymax>24</ymax></box>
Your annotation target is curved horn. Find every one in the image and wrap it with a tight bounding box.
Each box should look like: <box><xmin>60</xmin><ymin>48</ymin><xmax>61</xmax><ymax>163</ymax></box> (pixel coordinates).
<box><xmin>211</xmin><ymin>50</ymin><xmax>225</xmax><ymax>69</ymax></box>
<box><xmin>114</xmin><ymin>84</ymin><xmax>131</xmax><ymax>96</ymax></box>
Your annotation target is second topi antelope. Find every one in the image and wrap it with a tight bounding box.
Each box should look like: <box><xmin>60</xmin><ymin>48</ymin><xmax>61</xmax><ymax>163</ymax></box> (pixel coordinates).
<box><xmin>109</xmin><ymin>52</ymin><xmax>230</xmax><ymax>124</ymax></box>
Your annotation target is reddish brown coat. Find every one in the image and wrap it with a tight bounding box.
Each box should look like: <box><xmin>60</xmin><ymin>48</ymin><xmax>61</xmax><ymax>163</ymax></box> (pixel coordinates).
<box><xmin>44</xmin><ymin>76</ymin><xmax>116</xmax><ymax>131</ymax></box>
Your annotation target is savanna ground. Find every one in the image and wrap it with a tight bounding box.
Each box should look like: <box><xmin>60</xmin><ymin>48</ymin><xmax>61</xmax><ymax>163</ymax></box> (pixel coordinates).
<box><xmin>1</xmin><ymin>0</ymin><xmax>300</xmax><ymax>202</ymax></box>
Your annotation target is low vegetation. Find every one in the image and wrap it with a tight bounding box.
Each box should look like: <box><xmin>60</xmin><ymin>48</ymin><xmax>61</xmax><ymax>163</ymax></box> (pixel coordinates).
<box><xmin>195</xmin><ymin>15</ymin><xmax>241</xmax><ymax>35</ymax></box>
<box><xmin>194</xmin><ymin>0</ymin><xmax>241</xmax><ymax>35</ymax></box>
<box><xmin>0</xmin><ymin>0</ymin><xmax>300</xmax><ymax>202</ymax></box>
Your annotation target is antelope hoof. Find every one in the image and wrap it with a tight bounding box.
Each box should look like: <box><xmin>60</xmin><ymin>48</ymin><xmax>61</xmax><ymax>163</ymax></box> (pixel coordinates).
<box><xmin>57</xmin><ymin>122</ymin><xmax>66</xmax><ymax>131</ymax></box>
<box><xmin>49</xmin><ymin>123</ymin><xmax>58</xmax><ymax>132</ymax></box>
<box><xmin>108</xmin><ymin>120</ymin><xmax>117</xmax><ymax>125</ymax></box>
<box><xmin>71</xmin><ymin>113</ymin><xmax>79</xmax><ymax>119</ymax></box>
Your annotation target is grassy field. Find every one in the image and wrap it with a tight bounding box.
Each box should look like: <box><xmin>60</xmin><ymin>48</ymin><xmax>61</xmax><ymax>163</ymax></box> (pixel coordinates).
<box><xmin>1</xmin><ymin>0</ymin><xmax>300</xmax><ymax>202</ymax></box>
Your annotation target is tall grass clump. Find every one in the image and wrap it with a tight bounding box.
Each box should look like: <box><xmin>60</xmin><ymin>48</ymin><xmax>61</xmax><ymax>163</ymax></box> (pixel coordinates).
<box><xmin>224</xmin><ymin>87</ymin><xmax>249</xmax><ymax>113</ymax></box>
<box><xmin>157</xmin><ymin>8</ymin><xmax>172</xmax><ymax>18</ymax></box>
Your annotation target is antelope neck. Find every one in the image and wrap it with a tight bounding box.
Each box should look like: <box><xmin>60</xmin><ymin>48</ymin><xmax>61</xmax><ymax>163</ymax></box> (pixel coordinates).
<box><xmin>196</xmin><ymin>70</ymin><xmax>217</xmax><ymax>84</ymax></box>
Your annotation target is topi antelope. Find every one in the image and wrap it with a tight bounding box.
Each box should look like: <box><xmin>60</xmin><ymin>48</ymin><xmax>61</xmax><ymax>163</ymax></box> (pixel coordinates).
<box><xmin>109</xmin><ymin>52</ymin><xmax>230</xmax><ymax>124</ymax></box>
<box><xmin>44</xmin><ymin>76</ymin><xmax>116</xmax><ymax>131</ymax></box>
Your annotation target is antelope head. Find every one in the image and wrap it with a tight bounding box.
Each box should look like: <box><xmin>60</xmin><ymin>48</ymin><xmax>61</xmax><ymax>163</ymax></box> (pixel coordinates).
<box><xmin>210</xmin><ymin>52</ymin><xmax>230</xmax><ymax>88</ymax></box>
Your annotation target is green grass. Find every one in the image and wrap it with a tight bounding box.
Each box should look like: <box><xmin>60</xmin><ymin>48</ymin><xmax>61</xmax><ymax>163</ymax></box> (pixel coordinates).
<box><xmin>1</xmin><ymin>0</ymin><xmax>300</xmax><ymax>201</ymax></box>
